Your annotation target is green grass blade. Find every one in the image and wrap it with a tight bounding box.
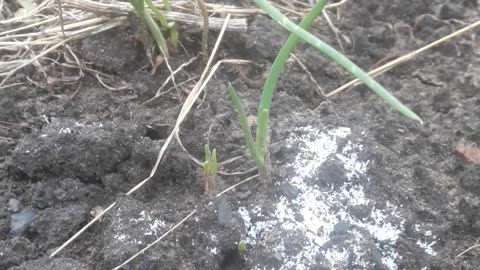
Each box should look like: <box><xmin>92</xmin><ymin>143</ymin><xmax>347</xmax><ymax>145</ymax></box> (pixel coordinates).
<box><xmin>169</xmin><ymin>25</ymin><xmax>178</xmax><ymax>49</ymax></box>
<box><xmin>211</xmin><ymin>149</ymin><xmax>217</xmax><ymax>176</ymax></box>
<box><xmin>204</xmin><ymin>144</ymin><xmax>211</xmax><ymax>163</ymax></box>
<box><xmin>163</xmin><ymin>0</ymin><xmax>172</xmax><ymax>11</ymax></box>
<box><xmin>145</xmin><ymin>0</ymin><xmax>169</xmax><ymax>27</ymax></box>
<box><xmin>143</xmin><ymin>10</ymin><xmax>170</xmax><ymax>58</ymax></box>
<box><xmin>256</xmin><ymin>109</ymin><xmax>269</xmax><ymax>159</ymax></box>
<box><xmin>227</xmin><ymin>83</ymin><xmax>263</xmax><ymax>168</ymax></box>
<box><xmin>257</xmin><ymin>0</ymin><xmax>328</xmax><ymax>118</ymax></box>
<box><xmin>145</xmin><ymin>0</ymin><xmax>178</xmax><ymax>48</ymax></box>
<box><xmin>203</xmin><ymin>160</ymin><xmax>209</xmax><ymax>173</ymax></box>
<box><xmin>251</xmin><ymin>0</ymin><xmax>423</xmax><ymax>123</ymax></box>
<box><xmin>129</xmin><ymin>0</ymin><xmax>145</xmax><ymax>15</ymax></box>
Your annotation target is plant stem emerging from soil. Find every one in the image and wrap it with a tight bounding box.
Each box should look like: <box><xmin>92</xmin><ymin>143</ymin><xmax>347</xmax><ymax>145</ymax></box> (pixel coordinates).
<box><xmin>130</xmin><ymin>0</ymin><xmax>170</xmax><ymax>58</ymax></box>
<box><xmin>227</xmin><ymin>83</ymin><xmax>264</xmax><ymax>169</ymax></box>
<box><xmin>257</xmin><ymin>0</ymin><xmax>328</xmax><ymax>119</ymax></box>
<box><xmin>226</xmin><ymin>0</ymin><xmax>327</xmax><ymax>177</ymax></box>
<box><xmin>204</xmin><ymin>145</ymin><xmax>217</xmax><ymax>194</ymax></box>
<box><xmin>145</xmin><ymin>0</ymin><xmax>178</xmax><ymax>49</ymax></box>
<box><xmin>251</xmin><ymin>0</ymin><xmax>423</xmax><ymax>123</ymax></box>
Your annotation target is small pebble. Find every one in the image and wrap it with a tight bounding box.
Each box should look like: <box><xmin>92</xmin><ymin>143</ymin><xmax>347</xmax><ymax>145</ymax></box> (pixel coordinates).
<box><xmin>273</xmin><ymin>252</ymin><xmax>283</xmax><ymax>262</ymax></box>
<box><xmin>7</xmin><ymin>198</ymin><xmax>22</xmax><ymax>213</ymax></box>
<box><xmin>333</xmin><ymin>221</ymin><xmax>350</xmax><ymax>235</ymax></box>
<box><xmin>54</xmin><ymin>187</ymin><xmax>67</xmax><ymax>200</ymax></box>
<box><xmin>10</xmin><ymin>207</ymin><xmax>37</xmax><ymax>235</ymax></box>
<box><xmin>281</xmin><ymin>183</ymin><xmax>300</xmax><ymax>200</ymax></box>
<box><xmin>217</xmin><ymin>197</ymin><xmax>232</xmax><ymax>225</ymax></box>
<box><xmin>236</xmin><ymin>190</ymin><xmax>251</xmax><ymax>199</ymax></box>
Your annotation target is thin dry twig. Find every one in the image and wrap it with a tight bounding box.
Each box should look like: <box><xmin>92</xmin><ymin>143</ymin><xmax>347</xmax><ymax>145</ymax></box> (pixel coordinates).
<box><xmin>326</xmin><ymin>19</ymin><xmax>480</xmax><ymax>97</ymax></box>
<box><xmin>113</xmin><ymin>209</ymin><xmax>198</xmax><ymax>270</ymax></box>
<box><xmin>61</xmin><ymin>0</ymin><xmax>247</xmax><ymax>31</ymax></box>
<box><xmin>291</xmin><ymin>53</ymin><xmax>326</xmax><ymax>98</ymax></box>
<box><xmin>216</xmin><ymin>174</ymin><xmax>259</xmax><ymax>197</ymax></box>
<box><xmin>457</xmin><ymin>237</ymin><xmax>480</xmax><ymax>258</ymax></box>
<box><xmin>49</xmin><ymin>202</ymin><xmax>118</xmax><ymax>257</ymax></box>
<box><xmin>155</xmin><ymin>56</ymin><xmax>198</xmax><ymax>96</ymax></box>
<box><xmin>322</xmin><ymin>9</ymin><xmax>344</xmax><ymax>54</ymax></box>
<box><xmin>0</xmin><ymin>38</ymin><xmax>73</xmax><ymax>87</ymax></box>
<box><xmin>0</xmin><ymin>0</ymin><xmax>249</xmax><ymax>86</ymax></box>
<box><xmin>113</xmin><ymin>169</ymin><xmax>259</xmax><ymax>269</ymax></box>
<box><xmin>49</xmin><ymin>14</ymin><xmax>233</xmax><ymax>257</ymax></box>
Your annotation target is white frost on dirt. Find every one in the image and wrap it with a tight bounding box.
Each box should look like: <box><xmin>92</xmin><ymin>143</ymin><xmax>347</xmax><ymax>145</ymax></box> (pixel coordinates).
<box><xmin>113</xmin><ymin>210</ymin><xmax>166</xmax><ymax>245</ymax></box>
<box><xmin>239</xmin><ymin>126</ymin><xmax>411</xmax><ymax>269</ymax></box>
<box><xmin>414</xmin><ymin>225</ymin><xmax>438</xmax><ymax>256</ymax></box>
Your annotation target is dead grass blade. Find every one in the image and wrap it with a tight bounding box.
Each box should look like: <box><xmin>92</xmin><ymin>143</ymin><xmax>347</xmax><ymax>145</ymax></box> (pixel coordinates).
<box><xmin>112</xmin><ymin>209</ymin><xmax>197</xmax><ymax>270</ymax></box>
<box><xmin>50</xmin><ymin>14</ymin><xmax>232</xmax><ymax>258</ymax></box>
<box><xmin>0</xmin><ymin>37</ymin><xmax>73</xmax><ymax>87</ymax></box>
<box><xmin>216</xmin><ymin>174</ymin><xmax>259</xmax><ymax>197</ymax></box>
<box><xmin>61</xmin><ymin>0</ymin><xmax>247</xmax><ymax>31</ymax></box>
<box><xmin>327</xmin><ymin>19</ymin><xmax>480</xmax><ymax>98</ymax></box>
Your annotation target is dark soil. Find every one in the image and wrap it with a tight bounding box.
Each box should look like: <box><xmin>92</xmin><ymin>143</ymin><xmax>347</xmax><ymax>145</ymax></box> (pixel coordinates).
<box><xmin>1</xmin><ymin>0</ymin><xmax>480</xmax><ymax>269</ymax></box>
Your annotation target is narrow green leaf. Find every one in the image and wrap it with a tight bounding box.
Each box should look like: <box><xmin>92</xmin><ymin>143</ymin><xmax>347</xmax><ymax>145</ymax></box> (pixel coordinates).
<box><xmin>258</xmin><ymin>0</ymin><xmax>328</xmax><ymax>119</ymax></box>
<box><xmin>203</xmin><ymin>160</ymin><xmax>209</xmax><ymax>173</ymax></box>
<box><xmin>145</xmin><ymin>0</ymin><xmax>178</xmax><ymax>48</ymax></box>
<box><xmin>251</xmin><ymin>0</ymin><xmax>423</xmax><ymax>123</ymax></box>
<box><xmin>162</xmin><ymin>0</ymin><xmax>172</xmax><ymax>11</ymax></box>
<box><xmin>145</xmin><ymin>0</ymin><xmax>169</xmax><ymax>27</ymax></box>
<box><xmin>227</xmin><ymin>83</ymin><xmax>263</xmax><ymax>169</ymax></box>
<box><xmin>205</xmin><ymin>144</ymin><xmax>211</xmax><ymax>163</ymax></box>
<box><xmin>143</xmin><ymin>10</ymin><xmax>169</xmax><ymax>58</ymax></box>
<box><xmin>129</xmin><ymin>0</ymin><xmax>145</xmax><ymax>15</ymax></box>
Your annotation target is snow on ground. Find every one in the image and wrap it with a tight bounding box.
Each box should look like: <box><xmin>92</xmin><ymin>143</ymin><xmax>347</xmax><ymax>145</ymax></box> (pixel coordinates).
<box><xmin>238</xmin><ymin>126</ymin><xmax>436</xmax><ymax>269</ymax></box>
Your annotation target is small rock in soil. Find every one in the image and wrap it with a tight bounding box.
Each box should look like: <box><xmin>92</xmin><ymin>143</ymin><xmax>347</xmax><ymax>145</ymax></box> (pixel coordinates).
<box><xmin>0</xmin><ymin>237</ymin><xmax>34</xmax><ymax>269</ymax></box>
<box><xmin>9</xmin><ymin>208</ymin><xmax>36</xmax><ymax>236</ymax></box>
<box><xmin>281</xmin><ymin>183</ymin><xmax>299</xmax><ymax>200</ymax></box>
<box><xmin>31</xmin><ymin>181</ymin><xmax>56</xmax><ymax>209</ymax></box>
<box><xmin>10</xmin><ymin>257</ymin><xmax>92</xmax><ymax>270</ymax></box>
<box><xmin>10</xmin><ymin>120</ymin><xmax>139</xmax><ymax>182</ymax></box>
<box><xmin>217</xmin><ymin>197</ymin><xmax>233</xmax><ymax>226</ymax></box>
<box><xmin>438</xmin><ymin>3</ymin><xmax>465</xmax><ymax>20</ymax></box>
<box><xmin>333</xmin><ymin>221</ymin><xmax>350</xmax><ymax>235</ymax></box>
<box><xmin>460</xmin><ymin>167</ymin><xmax>480</xmax><ymax>196</ymax></box>
<box><xmin>7</xmin><ymin>198</ymin><xmax>22</xmax><ymax>213</ymax></box>
<box><xmin>236</xmin><ymin>190</ymin><xmax>251</xmax><ymax>199</ymax></box>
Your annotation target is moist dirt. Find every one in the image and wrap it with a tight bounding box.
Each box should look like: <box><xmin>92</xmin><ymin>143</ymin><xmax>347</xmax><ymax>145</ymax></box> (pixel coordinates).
<box><xmin>1</xmin><ymin>0</ymin><xmax>479</xmax><ymax>269</ymax></box>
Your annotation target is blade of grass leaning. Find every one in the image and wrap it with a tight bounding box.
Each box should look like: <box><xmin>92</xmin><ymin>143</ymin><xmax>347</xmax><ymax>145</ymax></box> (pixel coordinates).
<box><xmin>162</xmin><ymin>0</ymin><xmax>172</xmax><ymax>11</ymax></box>
<box><xmin>145</xmin><ymin>0</ymin><xmax>170</xmax><ymax>27</ymax></box>
<box><xmin>256</xmin><ymin>109</ymin><xmax>269</xmax><ymax>159</ymax></box>
<box><xmin>130</xmin><ymin>0</ymin><xmax>169</xmax><ymax>57</ymax></box>
<box><xmin>145</xmin><ymin>0</ymin><xmax>178</xmax><ymax>48</ymax></box>
<box><xmin>227</xmin><ymin>83</ymin><xmax>263</xmax><ymax>168</ymax></box>
<box><xmin>143</xmin><ymin>10</ymin><xmax>170</xmax><ymax>58</ymax></box>
<box><xmin>251</xmin><ymin>0</ymin><xmax>423</xmax><ymax>123</ymax></box>
<box><xmin>254</xmin><ymin>0</ymin><xmax>326</xmax><ymax>163</ymax></box>
<box><xmin>130</xmin><ymin>0</ymin><xmax>145</xmax><ymax>15</ymax></box>
<box><xmin>160</xmin><ymin>0</ymin><xmax>178</xmax><ymax>47</ymax></box>
<box><xmin>257</xmin><ymin>0</ymin><xmax>328</xmax><ymax>119</ymax></box>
